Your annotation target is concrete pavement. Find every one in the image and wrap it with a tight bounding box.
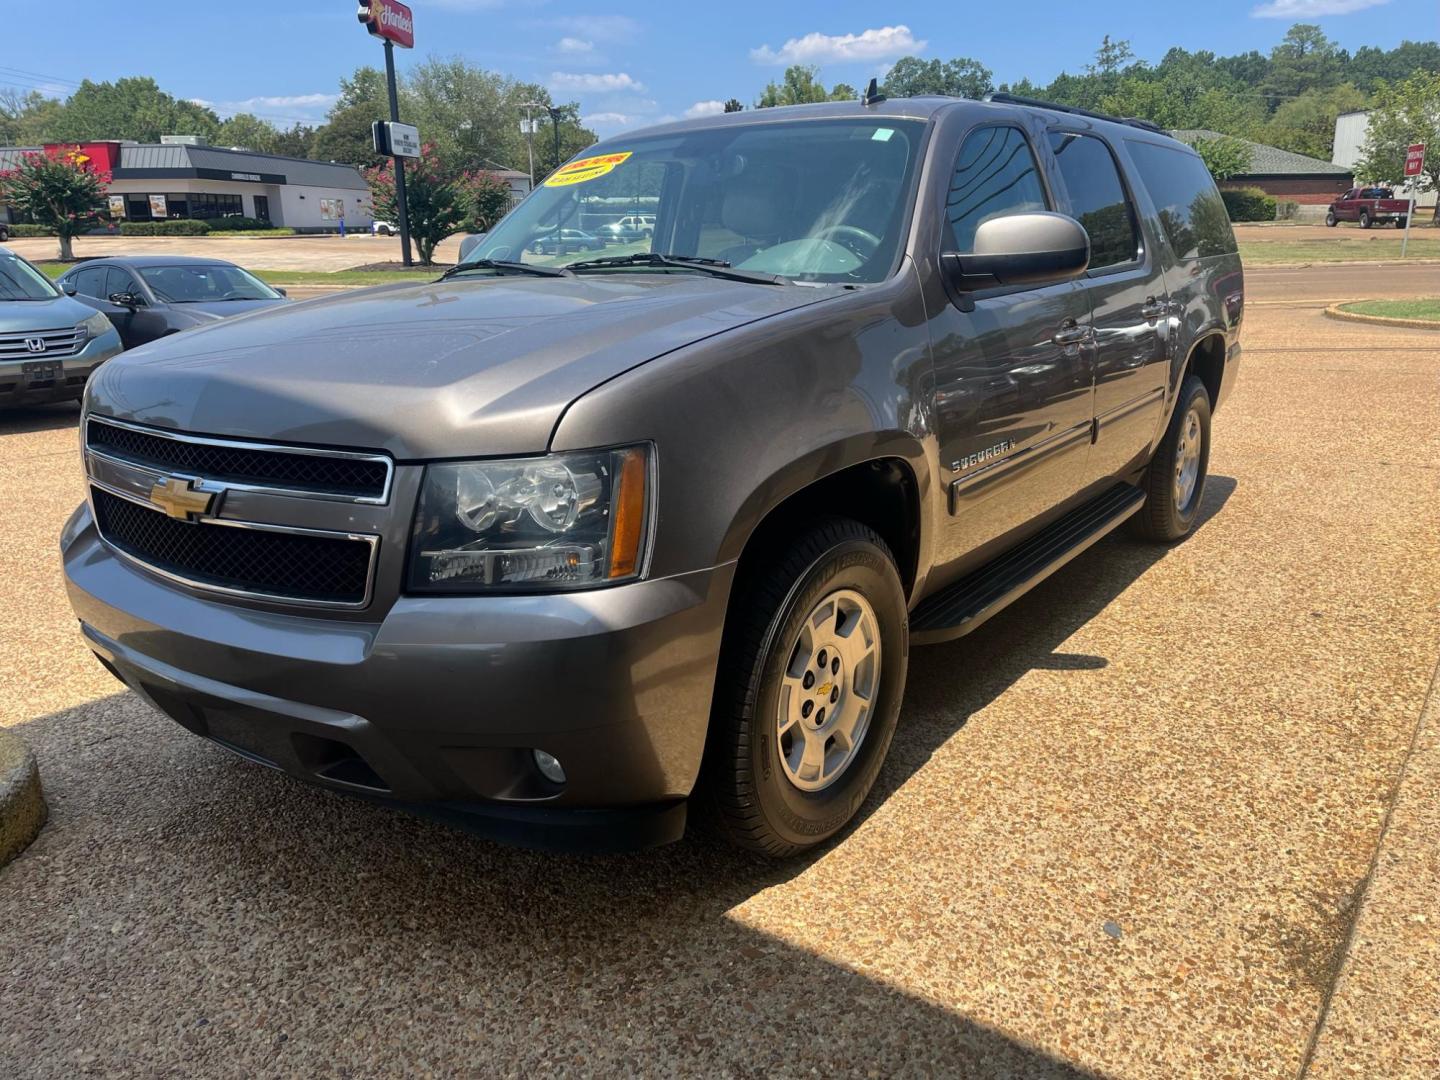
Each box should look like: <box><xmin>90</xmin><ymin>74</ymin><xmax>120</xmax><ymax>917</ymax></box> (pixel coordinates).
<box><xmin>1</xmin><ymin>282</ymin><xmax>1437</xmax><ymax>1077</ymax></box>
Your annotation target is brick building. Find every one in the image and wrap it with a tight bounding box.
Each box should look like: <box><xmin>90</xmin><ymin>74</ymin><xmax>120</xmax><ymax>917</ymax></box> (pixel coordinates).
<box><xmin>1169</xmin><ymin>129</ymin><xmax>1354</xmax><ymax>205</ymax></box>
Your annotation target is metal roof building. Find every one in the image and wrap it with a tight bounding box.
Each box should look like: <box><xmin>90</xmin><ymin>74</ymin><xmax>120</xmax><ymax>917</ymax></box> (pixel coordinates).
<box><xmin>1168</xmin><ymin>129</ymin><xmax>1354</xmax><ymax>205</ymax></box>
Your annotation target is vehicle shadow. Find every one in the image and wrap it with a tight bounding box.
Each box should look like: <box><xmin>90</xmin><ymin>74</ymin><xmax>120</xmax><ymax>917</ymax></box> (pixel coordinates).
<box><xmin>0</xmin><ymin>400</ymin><xmax>81</xmax><ymax>436</ymax></box>
<box><xmin>0</xmin><ymin>479</ymin><xmax>1234</xmax><ymax>1075</ymax></box>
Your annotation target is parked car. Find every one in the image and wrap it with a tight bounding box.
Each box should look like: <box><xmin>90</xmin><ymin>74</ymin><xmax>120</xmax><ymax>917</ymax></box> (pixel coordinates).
<box><xmin>600</xmin><ymin>214</ymin><xmax>655</xmax><ymax>243</ymax></box>
<box><xmin>372</xmin><ymin>220</ymin><xmax>397</xmax><ymax>236</ymax></box>
<box><xmin>57</xmin><ymin>256</ymin><xmax>288</xmax><ymax>350</ymax></box>
<box><xmin>63</xmin><ymin>94</ymin><xmax>1242</xmax><ymax>856</ymax></box>
<box><xmin>530</xmin><ymin>228</ymin><xmax>606</xmax><ymax>255</ymax></box>
<box><xmin>0</xmin><ymin>245</ymin><xmax>122</xmax><ymax>407</ymax></box>
<box><xmin>1326</xmin><ymin>187</ymin><xmax>1410</xmax><ymax>229</ymax></box>
<box><xmin>457</xmin><ymin>232</ymin><xmax>487</xmax><ymax>263</ymax></box>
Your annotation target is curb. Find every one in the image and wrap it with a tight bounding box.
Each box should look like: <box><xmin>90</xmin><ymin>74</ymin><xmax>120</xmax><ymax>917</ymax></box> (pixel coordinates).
<box><xmin>1323</xmin><ymin>302</ymin><xmax>1440</xmax><ymax>330</ymax></box>
<box><xmin>0</xmin><ymin>728</ymin><xmax>46</xmax><ymax>868</ymax></box>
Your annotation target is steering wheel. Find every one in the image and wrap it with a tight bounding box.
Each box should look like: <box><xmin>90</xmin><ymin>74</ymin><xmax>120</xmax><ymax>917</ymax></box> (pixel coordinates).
<box><xmin>813</xmin><ymin>225</ymin><xmax>881</xmax><ymax>259</ymax></box>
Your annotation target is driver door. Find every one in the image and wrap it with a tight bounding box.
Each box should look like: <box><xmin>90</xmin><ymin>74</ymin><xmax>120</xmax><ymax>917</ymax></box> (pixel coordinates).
<box><xmin>926</xmin><ymin>124</ymin><xmax>1096</xmax><ymax>570</ymax></box>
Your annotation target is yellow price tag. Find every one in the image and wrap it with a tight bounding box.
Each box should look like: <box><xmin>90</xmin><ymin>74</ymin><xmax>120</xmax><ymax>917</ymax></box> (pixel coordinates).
<box><xmin>545</xmin><ymin>151</ymin><xmax>633</xmax><ymax>187</ymax></box>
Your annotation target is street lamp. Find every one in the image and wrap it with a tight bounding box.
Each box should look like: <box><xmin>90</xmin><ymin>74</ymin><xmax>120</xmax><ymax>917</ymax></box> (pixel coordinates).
<box><xmin>520</xmin><ymin>101</ymin><xmax>565</xmax><ymax>188</ymax></box>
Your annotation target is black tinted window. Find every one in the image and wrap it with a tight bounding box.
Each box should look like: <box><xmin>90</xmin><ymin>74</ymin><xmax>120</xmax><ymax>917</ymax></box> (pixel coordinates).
<box><xmin>945</xmin><ymin>126</ymin><xmax>1048</xmax><ymax>252</ymax></box>
<box><xmin>104</xmin><ymin>268</ymin><xmax>139</xmax><ymax>299</ymax></box>
<box><xmin>1049</xmin><ymin>132</ymin><xmax>1139</xmax><ymax>269</ymax></box>
<box><xmin>1126</xmin><ymin>141</ymin><xmax>1236</xmax><ymax>259</ymax></box>
<box><xmin>71</xmin><ymin>267</ymin><xmax>107</xmax><ymax>298</ymax></box>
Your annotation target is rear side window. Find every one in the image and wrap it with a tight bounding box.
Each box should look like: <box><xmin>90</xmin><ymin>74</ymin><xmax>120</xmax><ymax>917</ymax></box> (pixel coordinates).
<box><xmin>1048</xmin><ymin>132</ymin><xmax>1139</xmax><ymax>269</ymax></box>
<box><xmin>945</xmin><ymin>126</ymin><xmax>1048</xmax><ymax>252</ymax></box>
<box><xmin>1126</xmin><ymin>141</ymin><xmax>1236</xmax><ymax>260</ymax></box>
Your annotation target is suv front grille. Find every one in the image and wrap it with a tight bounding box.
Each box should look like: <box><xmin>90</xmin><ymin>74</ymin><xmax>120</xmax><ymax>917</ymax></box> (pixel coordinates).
<box><xmin>91</xmin><ymin>487</ymin><xmax>374</xmax><ymax>606</ymax></box>
<box><xmin>0</xmin><ymin>326</ymin><xmax>84</xmax><ymax>359</ymax></box>
<box><xmin>86</xmin><ymin>418</ymin><xmax>391</xmax><ymax>501</ymax></box>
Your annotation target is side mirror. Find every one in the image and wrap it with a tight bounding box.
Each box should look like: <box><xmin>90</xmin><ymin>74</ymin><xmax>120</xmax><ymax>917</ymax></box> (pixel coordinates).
<box><xmin>62</xmin><ymin>280</ymin><xmax>78</xmax><ymax>296</ymax></box>
<box><xmin>274</xmin><ymin>287</ymin><xmax>288</xmax><ymax>297</ymax></box>
<box><xmin>107</xmin><ymin>291</ymin><xmax>142</xmax><ymax>309</ymax></box>
<box><xmin>941</xmin><ymin>212</ymin><xmax>1090</xmax><ymax>291</ymax></box>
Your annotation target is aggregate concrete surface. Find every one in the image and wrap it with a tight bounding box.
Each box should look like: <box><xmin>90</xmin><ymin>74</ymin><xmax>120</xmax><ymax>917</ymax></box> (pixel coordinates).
<box><xmin>1</xmin><ymin>272</ymin><xmax>1437</xmax><ymax>1077</ymax></box>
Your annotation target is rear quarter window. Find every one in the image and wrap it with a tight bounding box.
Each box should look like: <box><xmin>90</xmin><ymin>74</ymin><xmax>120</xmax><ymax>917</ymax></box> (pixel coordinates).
<box><xmin>1125</xmin><ymin>140</ymin><xmax>1236</xmax><ymax>260</ymax></box>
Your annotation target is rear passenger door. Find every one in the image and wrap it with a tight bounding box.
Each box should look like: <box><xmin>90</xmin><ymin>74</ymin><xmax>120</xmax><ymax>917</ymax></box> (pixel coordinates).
<box><xmin>1048</xmin><ymin>129</ymin><xmax>1170</xmax><ymax>480</ymax></box>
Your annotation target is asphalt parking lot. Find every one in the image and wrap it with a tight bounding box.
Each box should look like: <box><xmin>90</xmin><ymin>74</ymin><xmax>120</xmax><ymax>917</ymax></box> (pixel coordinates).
<box><xmin>1</xmin><ymin>264</ymin><xmax>1437</xmax><ymax>1077</ymax></box>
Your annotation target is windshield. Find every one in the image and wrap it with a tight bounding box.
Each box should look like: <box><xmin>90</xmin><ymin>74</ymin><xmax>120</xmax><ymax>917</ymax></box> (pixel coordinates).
<box><xmin>472</xmin><ymin>118</ymin><xmax>926</xmax><ymax>284</ymax></box>
<box><xmin>0</xmin><ymin>252</ymin><xmax>60</xmax><ymax>301</ymax></box>
<box><xmin>138</xmin><ymin>264</ymin><xmax>281</xmax><ymax>303</ymax></box>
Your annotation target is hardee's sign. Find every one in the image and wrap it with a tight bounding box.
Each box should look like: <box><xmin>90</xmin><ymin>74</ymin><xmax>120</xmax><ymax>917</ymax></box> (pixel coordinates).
<box><xmin>357</xmin><ymin>0</ymin><xmax>414</xmax><ymax>49</ymax></box>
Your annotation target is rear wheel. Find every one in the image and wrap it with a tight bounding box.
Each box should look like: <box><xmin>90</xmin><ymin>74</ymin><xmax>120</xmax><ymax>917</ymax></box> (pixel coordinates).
<box><xmin>1131</xmin><ymin>375</ymin><xmax>1212</xmax><ymax>543</ymax></box>
<box><xmin>1359</xmin><ymin>211</ymin><xmax>1372</xmax><ymax>229</ymax></box>
<box><xmin>1396</xmin><ymin>217</ymin><xmax>1408</xmax><ymax>229</ymax></box>
<box><xmin>704</xmin><ymin>518</ymin><xmax>908</xmax><ymax>856</ymax></box>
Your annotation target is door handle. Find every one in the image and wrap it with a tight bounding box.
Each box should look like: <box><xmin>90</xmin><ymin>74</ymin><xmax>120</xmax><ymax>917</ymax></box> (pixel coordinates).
<box><xmin>1052</xmin><ymin>321</ymin><xmax>1089</xmax><ymax>346</ymax></box>
<box><xmin>1140</xmin><ymin>297</ymin><xmax>1168</xmax><ymax>320</ymax></box>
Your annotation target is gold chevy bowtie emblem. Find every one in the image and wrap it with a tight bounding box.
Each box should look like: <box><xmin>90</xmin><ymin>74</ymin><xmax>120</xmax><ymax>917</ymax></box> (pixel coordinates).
<box><xmin>148</xmin><ymin>477</ymin><xmax>215</xmax><ymax>521</ymax></box>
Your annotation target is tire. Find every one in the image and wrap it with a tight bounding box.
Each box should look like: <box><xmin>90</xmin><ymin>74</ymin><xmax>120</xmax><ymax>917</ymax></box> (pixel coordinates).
<box><xmin>704</xmin><ymin>518</ymin><xmax>909</xmax><ymax>856</ymax></box>
<box><xmin>1325</xmin><ymin>212</ymin><xmax>1337</xmax><ymax>227</ymax></box>
<box><xmin>1359</xmin><ymin>211</ymin><xmax>1371</xmax><ymax>229</ymax></box>
<box><xmin>1396</xmin><ymin>217</ymin><xmax>1408</xmax><ymax>229</ymax></box>
<box><xmin>1130</xmin><ymin>375</ymin><xmax>1212</xmax><ymax>543</ymax></box>
<box><xmin>0</xmin><ymin>226</ymin><xmax>8</xmax><ymax>241</ymax></box>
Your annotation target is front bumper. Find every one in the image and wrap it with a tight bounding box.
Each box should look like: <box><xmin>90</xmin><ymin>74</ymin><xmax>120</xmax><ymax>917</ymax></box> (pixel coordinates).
<box><xmin>0</xmin><ymin>328</ymin><xmax>122</xmax><ymax>406</ymax></box>
<box><xmin>62</xmin><ymin>502</ymin><xmax>735</xmax><ymax>850</ymax></box>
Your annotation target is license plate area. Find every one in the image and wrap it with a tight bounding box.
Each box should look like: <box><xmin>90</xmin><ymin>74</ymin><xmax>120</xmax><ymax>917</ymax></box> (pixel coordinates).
<box><xmin>22</xmin><ymin>360</ymin><xmax>62</xmax><ymax>385</ymax></box>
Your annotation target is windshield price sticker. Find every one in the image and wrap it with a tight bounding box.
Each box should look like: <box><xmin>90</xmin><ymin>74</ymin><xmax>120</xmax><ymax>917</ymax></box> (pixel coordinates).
<box><xmin>545</xmin><ymin>151</ymin><xmax>633</xmax><ymax>187</ymax></box>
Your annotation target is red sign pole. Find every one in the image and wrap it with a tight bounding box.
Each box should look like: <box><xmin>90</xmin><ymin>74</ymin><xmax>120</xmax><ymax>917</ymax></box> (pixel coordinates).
<box><xmin>1402</xmin><ymin>144</ymin><xmax>1424</xmax><ymax>259</ymax></box>
<box><xmin>358</xmin><ymin>0</ymin><xmax>415</xmax><ymax>265</ymax></box>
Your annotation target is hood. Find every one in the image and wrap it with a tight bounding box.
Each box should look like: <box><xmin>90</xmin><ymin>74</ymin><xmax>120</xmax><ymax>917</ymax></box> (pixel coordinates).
<box><xmin>87</xmin><ymin>274</ymin><xmax>838</xmax><ymax>458</ymax></box>
<box><xmin>0</xmin><ymin>293</ymin><xmax>100</xmax><ymax>333</ymax></box>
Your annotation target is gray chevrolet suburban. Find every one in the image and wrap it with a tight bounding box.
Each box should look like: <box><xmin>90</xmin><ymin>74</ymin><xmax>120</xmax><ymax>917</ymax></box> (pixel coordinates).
<box><xmin>62</xmin><ymin>93</ymin><xmax>1242</xmax><ymax>855</ymax></box>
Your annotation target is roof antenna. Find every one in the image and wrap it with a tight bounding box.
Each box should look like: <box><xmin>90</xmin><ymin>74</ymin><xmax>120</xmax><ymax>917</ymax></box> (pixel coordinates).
<box><xmin>861</xmin><ymin>77</ymin><xmax>886</xmax><ymax>107</ymax></box>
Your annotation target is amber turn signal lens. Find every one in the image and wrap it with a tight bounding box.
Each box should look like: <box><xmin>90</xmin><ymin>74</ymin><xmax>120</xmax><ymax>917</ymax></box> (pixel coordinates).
<box><xmin>607</xmin><ymin>447</ymin><xmax>648</xmax><ymax>579</ymax></box>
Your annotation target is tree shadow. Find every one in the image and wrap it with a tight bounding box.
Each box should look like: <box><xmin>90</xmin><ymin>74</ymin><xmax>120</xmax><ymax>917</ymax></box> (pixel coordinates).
<box><xmin>0</xmin><ymin>479</ymin><xmax>1235</xmax><ymax>1075</ymax></box>
<box><xmin>0</xmin><ymin>399</ymin><xmax>82</xmax><ymax>436</ymax></box>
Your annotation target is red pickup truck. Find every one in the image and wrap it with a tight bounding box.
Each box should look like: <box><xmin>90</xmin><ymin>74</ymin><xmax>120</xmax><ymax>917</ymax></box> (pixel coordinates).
<box><xmin>1326</xmin><ymin>187</ymin><xmax>1410</xmax><ymax>229</ymax></box>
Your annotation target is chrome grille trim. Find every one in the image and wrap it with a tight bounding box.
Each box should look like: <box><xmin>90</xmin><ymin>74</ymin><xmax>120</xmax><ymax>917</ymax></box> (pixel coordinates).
<box><xmin>85</xmin><ymin>415</ymin><xmax>395</xmax><ymax>505</ymax></box>
<box><xmin>87</xmin><ymin>478</ymin><xmax>380</xmax><ymax>610</ymax></box>
<box><xmin>0</xmin><ymin>326</ymin><xmax>85</xmax><ymax>359</ymax></box>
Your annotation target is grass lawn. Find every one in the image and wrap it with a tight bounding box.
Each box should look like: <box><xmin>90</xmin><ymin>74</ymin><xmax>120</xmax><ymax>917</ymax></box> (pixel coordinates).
<box><xmin>1237</xmin><ymin>233</ymin><xmax>1440</xmax><ymax>264</ymax></box>
<box><xmin>1339</xmin><ymin>298</ymin><xmax>1440</xmax><ymax>321</ymax></box>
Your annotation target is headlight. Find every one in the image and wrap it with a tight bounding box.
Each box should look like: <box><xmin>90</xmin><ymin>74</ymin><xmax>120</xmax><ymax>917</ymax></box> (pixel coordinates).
<box><xmin>77</xmin><ymin>311</ymin><xmax>110</xmax><ymax>343</ymax></box>
<box><xmin>408</xmin><ymin>445</ymin><xmax>651</xmax><ymax>593</ymax></box>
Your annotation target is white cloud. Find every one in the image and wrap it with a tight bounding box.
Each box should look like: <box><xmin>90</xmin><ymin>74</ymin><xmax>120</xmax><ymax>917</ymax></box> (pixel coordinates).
<box><xmin>193</xmin><ymin>92</ymin><xmax>339</xmax><ymax>122</ymax></box>
<box><xmin>551</xmin><ymin>15</ymin><xmax>640</xmax><ymax>41</ymax></box>
<box><xmin>750</xmin><ymin>25</ymin><xmax>926</xmax><ymax>66</ymax></box>
<box><xmin>684</xmin><ymin>100</ymin><xmax>727</xmax><ymax>118</ymax></box>
<box><xmin>550</xmin><ymin>72</ymin><xmax>645</xmax><ymax>93</ymax></box>
<box><xmin>1251</xmin><ymin>0</ymin><xmax>1387</xmax><ymax>15</ymax></box>
<box><xmin>555</xmin><ymin>37</ymin><xmax>594</xmax><ymax>54</ymax></box>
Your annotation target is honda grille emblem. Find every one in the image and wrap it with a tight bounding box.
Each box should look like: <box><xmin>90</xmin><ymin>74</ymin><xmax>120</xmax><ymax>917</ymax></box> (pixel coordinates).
<box><xmin>25</xmin><ymin>337</ymin><xmax>46</xmax><ymax>353</ymax></box>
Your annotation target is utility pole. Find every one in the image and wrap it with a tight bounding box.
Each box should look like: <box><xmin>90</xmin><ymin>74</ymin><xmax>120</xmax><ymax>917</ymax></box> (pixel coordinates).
<box><xmin>521</xmin><ymin>101</ymin><xmax>567</xmax><ymax>187</ymax></box>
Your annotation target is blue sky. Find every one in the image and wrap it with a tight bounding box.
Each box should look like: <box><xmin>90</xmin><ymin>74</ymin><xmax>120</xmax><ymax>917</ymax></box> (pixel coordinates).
<box><xmin>4</xmin><ymin>0</ymin><xmax>1436</xmax><ymax>141</ymax></box>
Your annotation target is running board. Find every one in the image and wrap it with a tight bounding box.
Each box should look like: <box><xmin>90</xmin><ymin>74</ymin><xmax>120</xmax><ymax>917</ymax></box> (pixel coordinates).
<box><xmin>910</xmin><ymin>483</ymin><xmax>1146</xmax><ymax>645</ymax></box>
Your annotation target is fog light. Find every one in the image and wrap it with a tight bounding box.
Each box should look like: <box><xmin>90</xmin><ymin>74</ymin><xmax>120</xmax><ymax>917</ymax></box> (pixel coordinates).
<box><xmin>533</xmin><ymin>749</ymin><xmax>566</xmax><ymax>784</ymax></box>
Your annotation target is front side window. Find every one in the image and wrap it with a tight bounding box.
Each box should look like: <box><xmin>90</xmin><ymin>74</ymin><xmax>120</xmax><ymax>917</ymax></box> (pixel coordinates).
<box><xmin>473</xmin><ymin>118</ymin><xmax>926</xmax><ymax>284</ymax></box>
<box><xmin>138</xmin><ymin>264</ymin><xmax>280</xmax><ymax>302</ymax></box>
<box><xmin>69</xmin><ymin>266</ymin><xmax>107</xmax><ymax>299</ymax></box>
<box><xmin>1126</xmin><ymin>140</ymin><xmax>1236</xmax><ymax>260</ymax></box>
<box><xmin>1048</xmin><ymin>132</ymin><xmax>1139</xmax><ymax>270</ymax></box>
<box><xmin>944</xmin><ymin>126</ymin><xmax>1048</xmax><ymax>253</ymax></box>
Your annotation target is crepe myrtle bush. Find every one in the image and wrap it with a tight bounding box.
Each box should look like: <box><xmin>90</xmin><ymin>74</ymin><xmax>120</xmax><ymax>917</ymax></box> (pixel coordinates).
<box><xmin>365</xmin><ymin>143</ymin><xmax>510</xmax><ymax>264</ymax></box>
<box><xmin>0</xmin><ymin>146</ymin><xmax>111</xmax><ymax>260</ymax></box>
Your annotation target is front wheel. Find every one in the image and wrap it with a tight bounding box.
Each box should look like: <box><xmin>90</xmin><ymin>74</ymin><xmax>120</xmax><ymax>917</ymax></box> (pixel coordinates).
<box><xmin>1359</xmin><ymin>211</ymin><xmax>1372</xmax><ymax>229</ymax></box>
<box><xmin>1325</xmin><ymin>212</ymin><xmax>1337</xmax><ymax>227</ymax></box>
<box><xmin>704</xmin><ymin>519</ymin><xmax>909</xmax><ymax>856</ymax></box>
<box><xmin>1130</xmin><ymin>375</ymin><xmax>1212</xmax><ymax>543</ymax></box>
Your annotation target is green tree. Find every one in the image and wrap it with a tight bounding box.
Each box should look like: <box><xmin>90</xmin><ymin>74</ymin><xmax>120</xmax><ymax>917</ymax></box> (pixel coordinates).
<box><xmin>0</xmin><ymin>146</ymin><xmax>110</xmax><ymax>259</ymax></box>
<box><xmin>1264</xmin><ymin>24</ymin><xmax>1342</xmax><ymax>103</ymax></box>
<box><xmin>312</xmin><ymin>102</ymin><xmax>386</xmax><ymax>168</ymax></box>
<box><xmin>1184</xmin><ymin>135</ymin><xmax>1253</xmax><ymax>182</ymax></box>
<box><xmin>468</xmin><ymin>171</ymin><xmax>512</xmax><ymax>232</ymax></box>
<box><xmin>1356</xmin><ymin>70</ymin><xmax>1440</xmax><ymax>220</ymax></box>
<box><xmin>45</xmin><ymin>77</ymin><xmax>221</xmax><ymax>143</ymax></box>
<box><xmin>271</xmin><ymin>123</ymin><xmax>317</xmax><ymax>159</ymax></box>
<box><xmin>1087</xmin><ymin>36</ymin><xmax>1136</xmax><ymax>78</ymax></box>
<box><xmin>1264</xmin><ymin>83</ymin><xmax>1369</xmax><ymax>159</ymax></box>
<box><xmin>723</xmin><ymin>98</ymin><xmax>744</xmax><ymax>113</ymax></box>
<box><xmin>882</xmin><ymin>56</ymin><xmax>994</xmax><ymax>99</ymax></box>
<box><xmin>756</xmin><ymin>66</ymin><xmax>831</xmax><ymax>108</ymax></box>
<box><xmin>215</xmin><ymin>113</ymin><xmax>280</xmax><ymax>152</ymax></box>
<box><xmin>364</xmin><ymin>143</ymin><xmax>468</xmax><ymax>265</ymax></box>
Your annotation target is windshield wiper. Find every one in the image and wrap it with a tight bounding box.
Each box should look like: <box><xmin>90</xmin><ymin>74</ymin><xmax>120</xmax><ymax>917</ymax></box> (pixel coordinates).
<box><xmin>438</xmin><ymin>259</ymin><xmax>573</xmax><ymax>280</ymax></box>
<box><xmin>565</xmin><ymin>253</ymin><xmax>789</xmax><ymax>285</ymax></box>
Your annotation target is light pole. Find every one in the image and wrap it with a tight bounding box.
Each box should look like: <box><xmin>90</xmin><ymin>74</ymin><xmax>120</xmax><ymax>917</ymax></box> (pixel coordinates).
<box><xmin>520</xmin><ymin>101</ymin><xmax>565</xmax><ymax>188</ymax></box>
